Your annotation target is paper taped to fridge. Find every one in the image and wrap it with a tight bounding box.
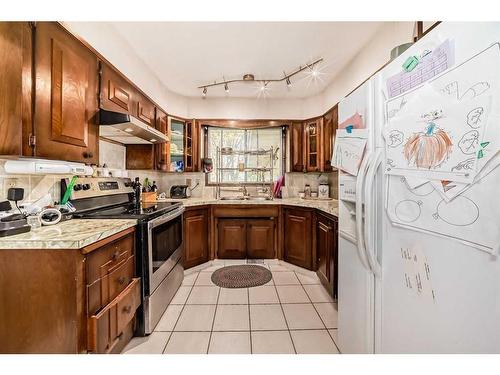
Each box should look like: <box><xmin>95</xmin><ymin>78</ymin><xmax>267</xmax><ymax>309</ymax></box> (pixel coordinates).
<box><xmin>386</xmin><ymin>170</ymin><xmax>500</xmax><ymax>254</ymax></box>
<box><xmin>332</xmin><ymin>129</ymin><xmax>367</xmax><ymax>176</ymax></box>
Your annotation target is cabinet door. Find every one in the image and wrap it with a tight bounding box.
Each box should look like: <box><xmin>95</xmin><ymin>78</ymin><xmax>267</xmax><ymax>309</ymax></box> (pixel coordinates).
<box><xmin>184</xmin><ymin>120</ymin><xmax>194</xmax><ymax>172</ymax></box>
<box><xmin>247</xmin><ymin>219</ymin><xmax>275</xmax><ymax>259</ymax></box>
<box><xmin>290</xmin><ymin>122</ymin><xmax>305</xmax><ymax>172</ymax></box>
<box><xmin>100</xmin><ymin>63</ymin><xmax>134</xmax><ymax>114</ymax></box>
<box><xmin>330</xmin><ymin>218</ymin><xmax>339</xmax><ymax>299</ymax></box>
<box><xmin>155</xmin><ymin>108</ymin><xmax>170</xmax><ymax>171</ymax></box>
<box><xmin>183</xmin><ymin>208</ymin><xmax>209</xmax><ymax>269</ymax></box>
<box><xmin>316</xmin><ymin>216</ymin><xmax>333</xmax><ymax>287</ymax></box>
<box><xmin>34</xmin><ymin>22</ymin><xmax>99</xmax><ymax>164</ymax></box>
<box><xmin>192</xmin><ymin>120</ymin><xmax>201</xmax><ymax>172</ymax></box>
<box><xmin>321</xmin><ymin>105</ymin><xmax>337</xmax><ymax>172</ymax></box>
<box><xmin>217</xmin><ymin>219</ymin><xmax>246</xmax><ymax>259</ymax></box>
<box><xmin>0</xmin><ymin>22</ymin><xmax>32</xmax><ymax>157</ymax></box>
<box><xmin>126</xmin><ymin>144</ymin><xmax>154</xmax><ymax>170</ymax></box>
<box><xmin>135</xmin><ymin>93</ymin><xmax>155</xmax><ymax>127</ymax></box>
<box><xmin>305</xmin><ymin>119</ymin><xmax>321</xmax><ymax>172</ymax></box>
<box><xmin>283</xmin><ymin>208</ymin><xmax>313</xmax><ymax>269</ymax></box>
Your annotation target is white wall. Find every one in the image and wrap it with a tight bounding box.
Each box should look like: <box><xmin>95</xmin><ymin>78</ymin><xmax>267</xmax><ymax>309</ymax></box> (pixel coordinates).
<box><xmin>320</xmin><ymin>22</ymin><xmax>415</xmax><ymax>113</ymax></box>
<box><xmin>64</xmin><ymin>21</ymin><xmax>416</xmax><ymax>121</ymax></box>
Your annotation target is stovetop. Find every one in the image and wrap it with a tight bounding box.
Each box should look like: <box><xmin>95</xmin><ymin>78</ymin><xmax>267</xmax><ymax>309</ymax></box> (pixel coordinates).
<box><xmin>76</xmin><ymin>201</ymin><xmax>182</xmax><ymax>221</ymax></box>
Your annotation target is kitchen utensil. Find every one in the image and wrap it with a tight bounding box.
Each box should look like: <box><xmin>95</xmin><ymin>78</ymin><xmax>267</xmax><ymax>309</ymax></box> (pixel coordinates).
<box><xmin>61</xmin><ymin>176</ymin><xmax>78</xmax><ymax>205</ymax></box>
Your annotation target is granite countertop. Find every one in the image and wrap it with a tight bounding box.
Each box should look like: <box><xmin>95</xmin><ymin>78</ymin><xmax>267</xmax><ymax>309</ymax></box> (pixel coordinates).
<box><xmin>160</xmin><ymin>197</ymin><xmax>339</xmax><ymax>217</ymax></box>
<box><xmin>0</xmin><ymin>219</ymin><xmax>137</xmax><ymax>250</ymax></box>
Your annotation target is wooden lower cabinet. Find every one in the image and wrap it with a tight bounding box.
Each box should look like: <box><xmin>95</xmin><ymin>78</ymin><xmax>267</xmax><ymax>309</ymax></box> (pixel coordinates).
<box><xmin>183</xmin><ymin>206</ymin><xmax>209</xmax><ymax>269</ymax></box>
<box><xmin>316</xmin><ymin>212</ymin><xmax>338</xmax><ymax>298</ymax></box>
<box><xmin>246</xmin><ymin>219</ymin><xmax>275</xmax><ymax>259</ymax></box>
<box><xmin>217</xmin><ymin>219</ymin><xmax>247</xmax><ymax>259</ymax></box>
<box><xmin>0</xmin><ymin>227</ymin><xmax>139</xmax><ymax>353</ymax></box>
<box><xmin>283</xmin><ymin>207</ymin><xmax>314</xmax><ymax>270</ymax></box>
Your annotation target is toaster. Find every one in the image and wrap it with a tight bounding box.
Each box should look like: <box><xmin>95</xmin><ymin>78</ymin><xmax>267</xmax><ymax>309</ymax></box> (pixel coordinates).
<box><xmin>170</xmin><ymin>185</ymin><xmax>191</xmax><ymax>199</ymax></box>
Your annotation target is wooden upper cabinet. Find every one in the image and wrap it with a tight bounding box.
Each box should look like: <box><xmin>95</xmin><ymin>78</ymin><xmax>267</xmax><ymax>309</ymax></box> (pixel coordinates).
<box><xmin>135</xmin><ymin>93</ymin><xmax>155</xmax><ymax>127</ymax></box>
<box><xmin>0</xmin><ymin>22</ymin><xmax>32</xmax><ymax>157</ymax></box>
<box><xmin>100</xmin><ymin>63</ymin><xmax>134</xmax><ymax>114</ymax></box>
<box><xmin>184</xmin><ymin>120</ymin><xmax>194</xmax><ymax>172</ymax></box>
<box><xmin>155</xmin><ymin>108</ymin><xmax>170</xmax><ymax>171</ymax></box>
<box><xmin>34</xmin><ymin>22</ymin><xmax>99</xmax><ymax>163</ymax></box>
<box><xmin>192</xmin><ymin>120</ymin><xmax>201</xmax><ymax>172</ymax></box>
<box><xmin>321</xmin><ymin>105</ymin><xmax>337</xmax><ymax>172</ymax></box>
<box><xmin>290</xmin><ymin>122</ymin><xmax>305</xmax><ymax>172</ymax></box>
<box><xmin>304</xmin><ymin>118</ymin><xmax>321</xmax><ymax>172</ymax></box>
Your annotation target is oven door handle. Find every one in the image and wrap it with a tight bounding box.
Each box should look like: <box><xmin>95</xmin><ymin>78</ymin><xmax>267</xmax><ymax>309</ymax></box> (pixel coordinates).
<box><xmin>148</xmin><ymin>206</ymin><xmax>185</xmax><ymax>230</ymax></box>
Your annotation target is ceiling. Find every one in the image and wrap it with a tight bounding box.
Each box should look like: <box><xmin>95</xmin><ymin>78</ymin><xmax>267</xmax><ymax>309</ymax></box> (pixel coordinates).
<box><xmin>109</xmin><ymin>22</ymin><xmax>384</xmax><ymax>99</ymax></box>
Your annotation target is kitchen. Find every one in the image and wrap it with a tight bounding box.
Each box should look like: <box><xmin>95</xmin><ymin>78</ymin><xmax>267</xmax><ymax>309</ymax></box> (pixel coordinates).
<box><xmin>0</xmin><ymin>2</ymin><xmax>499</xmax><ymax>368</ymax></box>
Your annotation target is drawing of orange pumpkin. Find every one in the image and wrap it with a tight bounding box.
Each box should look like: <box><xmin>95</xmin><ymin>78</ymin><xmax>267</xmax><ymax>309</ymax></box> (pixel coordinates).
<box><xmin>403</xmin><ymin>123</ymin><xmax>452</xmax><ymax>169</ymax></box>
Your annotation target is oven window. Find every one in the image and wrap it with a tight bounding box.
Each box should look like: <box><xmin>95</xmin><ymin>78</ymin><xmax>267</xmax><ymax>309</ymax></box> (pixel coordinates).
<box><xmin>151</xmin><ymin>213</ymin><xmax>182</xmax><ymax>272</ymax></box>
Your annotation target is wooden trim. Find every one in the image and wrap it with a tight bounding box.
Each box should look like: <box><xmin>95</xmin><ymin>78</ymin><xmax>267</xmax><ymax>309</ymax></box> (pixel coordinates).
<box><xmin>419</xmin><ymin>21</ymin><xmax>441</xmax><ymax>40</ymax></box>
<box><xmin>197</xmin><ymin>119</ymin><xmax>291</xmax><ymax>129</ymax></box>
<box><xmin>81</xmin><ymin>226</ymin><xmax>135</xmax><ymax>255</ymax></box>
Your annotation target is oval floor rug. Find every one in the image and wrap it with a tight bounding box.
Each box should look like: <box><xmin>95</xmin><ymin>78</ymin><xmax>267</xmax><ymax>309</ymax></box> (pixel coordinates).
<box><xmin>211</xmin><ymin>264</ymin><xmax>272</xmax><ymax>288</ymax></box>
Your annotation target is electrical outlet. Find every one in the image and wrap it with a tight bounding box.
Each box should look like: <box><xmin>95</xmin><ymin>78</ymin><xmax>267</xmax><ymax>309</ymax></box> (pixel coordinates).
<box><xmin>4</xmin><ymin>178</ymin><xmax>18</xmax><ymax>190</ymax></box>
<box><xmin>186</xmin><ymin>178</ymin><xmax>192</xmax><ymax>187</ymax></box>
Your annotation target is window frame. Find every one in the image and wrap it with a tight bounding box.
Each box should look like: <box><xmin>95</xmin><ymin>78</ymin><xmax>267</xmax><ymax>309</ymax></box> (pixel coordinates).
<box><xmin>203</xmin><ymin>124</ymin><xmax>287</xmax><ymax>187</ymax></box>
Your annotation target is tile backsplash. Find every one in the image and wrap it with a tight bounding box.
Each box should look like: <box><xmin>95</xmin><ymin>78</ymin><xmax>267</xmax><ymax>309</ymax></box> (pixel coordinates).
<box><xmin>0</xmin><ymin>140</ymin><xmax>338</xmax><ymax>208</ymax></box>
<box><xmin>0</xmin><ymin>159</ymin><xmax>71</xmax><ymax>205</ymax></box>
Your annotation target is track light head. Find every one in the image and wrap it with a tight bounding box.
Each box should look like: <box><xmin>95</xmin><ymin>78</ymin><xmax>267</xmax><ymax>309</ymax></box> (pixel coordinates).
<box><xmin>224</xmin><ymin>83</ymin><xmax>229</xmax><ymax>93</ymax></box>
<box><xmin>202</xmin><ymin>87</ymin><xmax>207</xmax><ymax>97</ymax></box>
<box><xmin>286</xmin><ymin>76</ymin><xmax>292</xmax><ymax>87</ymax></box>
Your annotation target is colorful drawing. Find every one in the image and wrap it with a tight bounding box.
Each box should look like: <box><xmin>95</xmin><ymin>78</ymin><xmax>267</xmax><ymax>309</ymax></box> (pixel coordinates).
<box><xmin>403</xmin><ymin>122</ymin><xmax>453</xmax><ymax>169</ymax></box>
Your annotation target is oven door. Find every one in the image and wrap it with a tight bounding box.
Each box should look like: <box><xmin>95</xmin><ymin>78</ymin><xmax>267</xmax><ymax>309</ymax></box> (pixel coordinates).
<box><xmin>147</xmin><ymin>206</ymin><xmax>185</xmax><ymax>292</ymax></box>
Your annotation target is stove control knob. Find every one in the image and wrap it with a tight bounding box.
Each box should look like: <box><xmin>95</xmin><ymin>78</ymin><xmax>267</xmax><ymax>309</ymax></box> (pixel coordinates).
<box><xmin>73</xmin><ymin>184</ymin><xmax>83</xmax><ymax>191</ymax></box>
<box><xmin>82</xmin><ymin>183</ymin><xmax>91</xmax><ymax>191</ymax></box>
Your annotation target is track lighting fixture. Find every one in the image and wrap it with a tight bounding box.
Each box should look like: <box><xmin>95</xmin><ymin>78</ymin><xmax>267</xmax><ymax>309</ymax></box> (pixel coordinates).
<box><xmin>197</xmin><ymin>57</ymin><xmax>323</xmax><ymax>97</ymax></box>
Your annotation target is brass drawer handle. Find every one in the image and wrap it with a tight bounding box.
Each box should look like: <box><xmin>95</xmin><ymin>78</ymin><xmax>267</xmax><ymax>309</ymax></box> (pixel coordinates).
<box><xmin>111</xmin><ymin>251</ymin><xmax>120</xmax><ymax>261</ymax></box>
<box><xmin>117</xmin><ymin>276</ymin><xmax>126</xmax><ymax>285</ymax></box>
<box><xmin>122</xmin><ymin>305</ymin><xmax>132</xmax><ymax>314</ymax></box>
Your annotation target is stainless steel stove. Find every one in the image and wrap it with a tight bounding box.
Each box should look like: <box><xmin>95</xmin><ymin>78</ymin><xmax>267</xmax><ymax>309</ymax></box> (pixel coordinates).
<box><xmin>62</xmin><ymin>177</ymin><xmax>184</xmax><ymax>336</ymax></box>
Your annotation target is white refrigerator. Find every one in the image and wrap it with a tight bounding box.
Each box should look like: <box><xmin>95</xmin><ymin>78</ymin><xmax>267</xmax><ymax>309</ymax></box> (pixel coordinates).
<box><xmin>337</xmin><ymin>22</ymin><xmax>500</xmax><ymax>354</ymax></box>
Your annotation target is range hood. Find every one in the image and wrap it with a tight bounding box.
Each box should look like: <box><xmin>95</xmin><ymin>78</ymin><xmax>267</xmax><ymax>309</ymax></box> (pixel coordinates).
<box><xmin>99</xmin><ymin>109</ymin><xmax>169</xmax><ymax>144</ymax></box>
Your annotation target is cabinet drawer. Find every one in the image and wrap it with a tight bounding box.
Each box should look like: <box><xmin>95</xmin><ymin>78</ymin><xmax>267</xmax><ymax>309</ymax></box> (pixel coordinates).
<box><xmin>88</xmin><ymin>277</ymin><xmax>141</xmax><ymax>354</ymax></box>
<box><xmin>87</xmin><ymin>255</ymin><xmax>135</xmax><ymax>315</ymax></box>
<box><xmin>86</xmin><ymin>233</ymin><xmax>134</xmax><ymax>285</ymax></box>
<box><xmin>213</xmin><ymin>205</ymin><xmax>279</xmax><ymax>218</ymax></box>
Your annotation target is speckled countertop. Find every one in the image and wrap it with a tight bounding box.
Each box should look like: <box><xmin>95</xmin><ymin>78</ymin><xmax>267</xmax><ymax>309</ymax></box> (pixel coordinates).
<box><xmin>0</xmin><ymin>219</ymin><xmax>137</xmax><ymax>250</ymax></box>
<box><xmin>160</xmin><ymin>197</ymin><xmax>339</xmax><ymax>217</ymax></box>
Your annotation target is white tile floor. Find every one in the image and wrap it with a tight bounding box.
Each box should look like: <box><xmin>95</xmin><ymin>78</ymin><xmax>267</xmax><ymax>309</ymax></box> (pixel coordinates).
<box><xmin>123</xmin><ymin>259</ymin><xmax>339</xmax><ymax>354</ymax></box>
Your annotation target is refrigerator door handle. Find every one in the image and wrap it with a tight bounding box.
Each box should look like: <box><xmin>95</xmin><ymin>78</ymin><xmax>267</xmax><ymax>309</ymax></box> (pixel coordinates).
<box><xmin>355</xmin><ymin>150</ymin><xmax>372</xmax><ymax>271</ymax></box>
<box><xmin>363</xmin><ymin>149</ymin><xmax>383</xmax><ymax>277</ymax></box>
